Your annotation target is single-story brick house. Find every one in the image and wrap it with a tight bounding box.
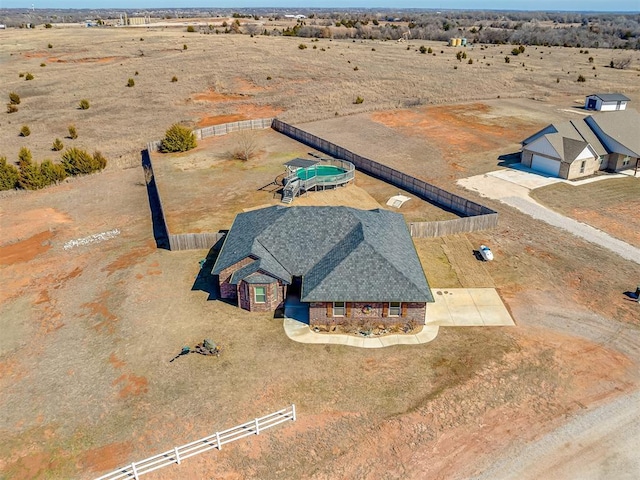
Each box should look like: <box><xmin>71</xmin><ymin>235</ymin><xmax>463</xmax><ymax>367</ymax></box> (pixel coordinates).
<box><xmin>212</xmin><ymin>206</ymin><xmax>434</xmax><ymax>328</ymax></box>
<box><xmin>520</xmin><ymin>108</ymin><xmax>639</xmax><ymax>179</ymax></box>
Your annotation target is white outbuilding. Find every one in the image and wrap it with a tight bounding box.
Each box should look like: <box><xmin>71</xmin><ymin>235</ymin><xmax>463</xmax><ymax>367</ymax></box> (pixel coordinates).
<box><xmin>584</xmin><ymin>93</ymin><xmax>629</xmax><ymax>111</ymax></box>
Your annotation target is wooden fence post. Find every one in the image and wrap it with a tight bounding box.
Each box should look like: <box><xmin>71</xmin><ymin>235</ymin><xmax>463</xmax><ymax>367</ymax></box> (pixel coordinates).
<box><xmin>175</xmin><ymin>446</ymin><xmax>181</xmax><ymax>464</ymax></box>
<box><xmin>255</xmin><ymin>418</ymin><xmax>260</xmax><ymax>435</ymax></box>
<box><xmin>292</xmin><ymin>404</ymin><xmax>297</xmax><ymax>422</ymax></box>
<box><xmin>131</xmin><ymin>462</ymin><xmax>139</xmax><ymax>480</ymax></box>
<box><xmin>216</xmin><ymin>431</ymin><xmax>222</xmax><ymax>450</ymax></box>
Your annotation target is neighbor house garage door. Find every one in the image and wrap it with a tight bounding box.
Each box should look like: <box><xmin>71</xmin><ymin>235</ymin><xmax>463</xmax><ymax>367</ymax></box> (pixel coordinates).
<box><xmin>531</xmin><ymin>154</ymin><xmax>561</xmax><ymax>177</ymax></box>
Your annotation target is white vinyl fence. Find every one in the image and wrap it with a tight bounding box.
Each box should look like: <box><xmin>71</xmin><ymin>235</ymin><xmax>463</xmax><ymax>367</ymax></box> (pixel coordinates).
<box><xmin>95</xmin><ymin>405</ymin><xmax>296</xmax><ymax>480</ymax></box>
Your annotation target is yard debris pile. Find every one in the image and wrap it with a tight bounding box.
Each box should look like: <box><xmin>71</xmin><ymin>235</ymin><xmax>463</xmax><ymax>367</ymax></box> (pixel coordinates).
<box><xmin>195</xmin><ymin>338</ymin><xmax>221</xmax><ymax>356</ymax></box>
<box><xmin>170</xmin><ymin>339</ymin><xmax>221</xmax><ymax>362</ymax></box>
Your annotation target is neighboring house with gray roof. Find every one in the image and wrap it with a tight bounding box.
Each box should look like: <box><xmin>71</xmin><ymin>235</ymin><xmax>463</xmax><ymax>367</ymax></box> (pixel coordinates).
<box><xmin>520</xmin><ymin>108</ymin><xmax>639</xmax><ymax>179</ymax></box>
<box><xmin>584</xmin><ymin>93</ymin><xmax>630</xmax><ymax>111</ymax></box>
<box><xmin>212</xmin><ymin>206</ymin><xmax>434</xmax><ymax>328</ymax></box>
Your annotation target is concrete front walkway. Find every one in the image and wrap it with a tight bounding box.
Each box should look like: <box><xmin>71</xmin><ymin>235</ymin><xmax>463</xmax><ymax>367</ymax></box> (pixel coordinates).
<box><xmin>282</xmin><ymin>288</ymin><xmax>514</xmax><ymax>349</ymax></box>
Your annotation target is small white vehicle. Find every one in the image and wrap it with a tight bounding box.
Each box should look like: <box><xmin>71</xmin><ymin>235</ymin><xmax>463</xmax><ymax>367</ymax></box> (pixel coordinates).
<box><xmin>479</xmin><ymin>245</ymin><xmax>494</xmax><ymax>261</ymax></box>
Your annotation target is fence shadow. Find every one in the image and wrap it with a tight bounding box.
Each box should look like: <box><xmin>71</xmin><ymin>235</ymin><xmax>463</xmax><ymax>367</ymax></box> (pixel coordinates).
<box><xmin>141</xmin><ymin>149</ymin><xmax>170</xmax><ymax>249</ymax></box>
<box><xmin>191</xmin><ymin>235</ymin><xmax>226</xmax><ymax>300</ymax></box>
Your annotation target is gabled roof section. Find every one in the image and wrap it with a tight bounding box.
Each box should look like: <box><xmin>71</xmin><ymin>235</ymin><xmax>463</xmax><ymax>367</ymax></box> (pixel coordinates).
<box><xmin>213</xmin><ymin>206</ymin><xmax>433</xmax><ymax>303</ymax></box>
<box><xmin>587</xmin><ymin>109</ymin><xmax>640</xmax><ymax>157</ymax></box>
<box><xmin>522</xmin><ymin>124</ymin><xmax>558</xmax><ymax>146</ymax></box>
<box><xmin>561</xmin><ymin>137</ymin><xmax>590</xmax><ymax>163</ymax></box>
<box><xmin>589</xmin><ymin>93</ymin><xmax>630</xmax><ymax>102</ymax></box>
<box><xmin>522</xmin><ymin>117</ymin><xmax>609</xmax><ymax>161</ymax></box>
<box><xmin>570</xmin><ymin>119</ymin><xmax>607</xmax><ymax>156</ymax></box>
<box><xmin>212</xmin><ymin>206</ymin><xmax>287</xmax><ymax>275</ymax></box>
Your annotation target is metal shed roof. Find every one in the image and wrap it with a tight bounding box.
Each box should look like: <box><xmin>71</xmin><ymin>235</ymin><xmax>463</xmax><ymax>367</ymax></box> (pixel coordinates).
<box><xmin>283</xmin><ymin>158</ymin><xmax>320</xmax><ymax>168</ymax></box>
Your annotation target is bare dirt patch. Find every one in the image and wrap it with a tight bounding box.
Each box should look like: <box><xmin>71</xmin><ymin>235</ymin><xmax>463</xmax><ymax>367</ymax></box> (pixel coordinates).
<box><xmin>81</xmin><ymin>442</ymin><xmax>133</xmax><ymax>473</ymax></box>
<box><xmin>0</xmin><ymin>231</ymin><xmax>53</xmax><ymax>266</ymax></box>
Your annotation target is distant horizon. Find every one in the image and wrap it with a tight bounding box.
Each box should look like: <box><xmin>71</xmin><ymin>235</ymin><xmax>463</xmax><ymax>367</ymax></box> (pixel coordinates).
<box><xmin>1</xmin><ymin>2</ymin><xmax>638</xmax><ymax>14</ymax></box>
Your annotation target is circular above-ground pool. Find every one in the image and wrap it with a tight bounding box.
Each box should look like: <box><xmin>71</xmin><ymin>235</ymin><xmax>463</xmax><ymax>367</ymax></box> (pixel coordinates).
<box><xmin>296</xmin><ymin>165</ymin><xmax>346</xmax><ymax>180</ymax></box>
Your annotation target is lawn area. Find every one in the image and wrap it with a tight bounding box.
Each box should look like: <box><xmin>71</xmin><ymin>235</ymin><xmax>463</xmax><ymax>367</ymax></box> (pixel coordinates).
<box><xmin>152</xmin><ymin>128</ymin><xmax>459</xmax><ymax>235</ymax></box>
<box><xmin>530</xmin><ymin>177</ymin><xmax>640</xmax><ymax>248</ymax></box>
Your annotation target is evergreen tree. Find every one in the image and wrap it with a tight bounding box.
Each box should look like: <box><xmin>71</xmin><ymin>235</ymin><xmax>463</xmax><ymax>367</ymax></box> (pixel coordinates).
<box><xmin>40</xmin><ymin>159</ymin><xmax>68</xmax><ymax>185</ymax></box>
<box><xmin>0</xmin><ymin>156</ymin><xmax>19</xmax><ymax>190</ymax></box>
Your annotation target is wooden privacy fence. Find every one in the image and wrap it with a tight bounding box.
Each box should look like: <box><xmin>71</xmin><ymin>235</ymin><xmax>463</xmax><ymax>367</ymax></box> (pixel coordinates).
<box><xmin>410</xmin><ymin>214</ymin><xmax>499</xmax><ymax>237</ymax></box>
<box><xmin>271</xmin><ymin>119</ymin><xmax>499</xmax><ymax>237</ymax></box>
<box><xmin>168</xmin><ymin>232</ymin><xmax>226</xmax><ymax>251</ymax></box>
<box><xmin>147</xmin><ymin>118</ymin><xmax>274</xmax><ymax>151</ymax></box>
<box><xmin>95</xmin><ymin>405</ymin><xmax>296</xmax><ymax>480</ymax></box>
<box><xmin>145</xmin><ymin>118</ymin><xmax>274</xmax><ymax>250</ymax></box>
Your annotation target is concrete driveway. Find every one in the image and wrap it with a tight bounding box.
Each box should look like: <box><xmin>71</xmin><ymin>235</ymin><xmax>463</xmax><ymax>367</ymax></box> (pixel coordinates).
<box><xmin>458</xmin><ymin>169</ymin><xmax>640</xmax><ymax>265</ymax></box>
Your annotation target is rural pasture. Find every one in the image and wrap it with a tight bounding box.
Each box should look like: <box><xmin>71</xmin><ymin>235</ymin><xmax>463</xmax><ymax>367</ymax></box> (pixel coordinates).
<box><xmin>1</xmin><ymin>23</ymin><xmax>640</xmax><ymax>479</ymax></box>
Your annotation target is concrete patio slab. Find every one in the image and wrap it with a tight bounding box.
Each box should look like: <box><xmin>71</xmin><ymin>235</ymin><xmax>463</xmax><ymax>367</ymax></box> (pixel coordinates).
<box><xmin>428</xmin><ymin>288</ymin><xmax>515</xmax><ymax>327</ymax></box>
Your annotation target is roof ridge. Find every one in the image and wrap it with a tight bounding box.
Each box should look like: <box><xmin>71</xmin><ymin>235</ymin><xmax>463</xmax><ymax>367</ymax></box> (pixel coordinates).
<box><xmin>252</xmin><ymin>237</ymin><xmax>292</xmax><ymax>280</ymax></box>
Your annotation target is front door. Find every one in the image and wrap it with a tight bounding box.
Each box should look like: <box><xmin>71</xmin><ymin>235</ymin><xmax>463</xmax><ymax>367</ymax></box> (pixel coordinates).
<box><xmin>587</xmin><ymin>98</ymin><xmax>597</xmax><ymax>110</ymax></box>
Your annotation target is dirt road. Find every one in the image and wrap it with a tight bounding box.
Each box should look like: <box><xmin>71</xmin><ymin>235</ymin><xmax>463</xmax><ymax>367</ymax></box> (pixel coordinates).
<box><xmin>473</xmin><ymin>390</ymin><xmax>640</xmax><ymax>480</ymax></box>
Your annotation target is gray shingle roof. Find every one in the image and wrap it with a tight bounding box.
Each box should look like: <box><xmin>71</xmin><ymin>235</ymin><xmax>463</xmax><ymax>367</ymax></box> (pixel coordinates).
<box><xmin>212</xmin><ymin>206</ymin><xmax>433</xmax><ymax>303</ymax></box>
<box><xmin>590</xmin><ymin>93</ymin><xmax>630</xmax><ymax>102</ymax></box>
<box><xmin>587</xmin><ymin>109</ymin><xmax>640</xmax><ymax>157</ymax></box>
<box><xmin>284</xmin><ymin>158</ymin><xmax>320</xmax><ymax>168</ymax></box>
<box><xmin>523</xmin><ymin>117</ymin><xmax>609</xmax><ymax>161</ymax></box>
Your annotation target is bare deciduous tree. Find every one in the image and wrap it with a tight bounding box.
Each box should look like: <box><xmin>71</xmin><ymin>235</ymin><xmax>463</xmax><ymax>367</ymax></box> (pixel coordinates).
<box><xmin>232</xmin><ymin>130</ymin><xmax>258</xmax><ymax>161</ymax></box>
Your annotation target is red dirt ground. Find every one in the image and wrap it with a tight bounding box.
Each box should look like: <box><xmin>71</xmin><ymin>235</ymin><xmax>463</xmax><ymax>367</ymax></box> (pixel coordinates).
<box><xmin>0</xmin><ymin>231</ymin><xmax>53</xmax><ymax>266</ymax></box>
<box><xmin>113</xmin><ymin>373</ymin><xmax>149</xmax><ymax>399</ymax></box>
<box><xmin>81</xmin><ymin>291</ymin><xmax>119</xmax><ymax>335</ymax></box>
<box><xmin>370</xmin><ymin>103</ymin><xmax>529</xmax><ymax>161</ymax></box>
<box><xmin>81</xmin><ymin>442</ymin><xmax>133</xmax><ymax>472</ymax></box>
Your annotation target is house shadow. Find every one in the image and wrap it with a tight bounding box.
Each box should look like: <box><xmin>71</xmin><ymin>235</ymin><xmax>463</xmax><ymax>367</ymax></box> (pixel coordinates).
<box><xmin>497</xmin><ymin>152</ymin><xmax>522</xmax><ymax>168</ymax></box>
<box><xmin>623</xmin><ymin>291</ymin><xmax>639</xmax><ymax>301</ymax></box>
<box><xmin>472</xmin><ymin>249</ymin><xmax>484</xmax><ymax>261</ymax></box>
<box><xmin>191</xmin><ymin>234</ymin><xmax>227</xmax><ymax>301</ymax></box>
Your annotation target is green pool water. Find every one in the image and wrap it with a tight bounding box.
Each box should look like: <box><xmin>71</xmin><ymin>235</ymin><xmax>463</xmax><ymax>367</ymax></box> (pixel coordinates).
<box><xmin>296</xmin><ymin>165</ymin><xmax>346</xmax><ymax>180</ymax></box>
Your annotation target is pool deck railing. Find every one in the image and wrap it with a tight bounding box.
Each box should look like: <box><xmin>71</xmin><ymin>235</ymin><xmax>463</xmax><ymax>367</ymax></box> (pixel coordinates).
<box><xmin>282</xmin><ymin>159</ymin><xmax>355</xmax><ymax>203</ymax></box>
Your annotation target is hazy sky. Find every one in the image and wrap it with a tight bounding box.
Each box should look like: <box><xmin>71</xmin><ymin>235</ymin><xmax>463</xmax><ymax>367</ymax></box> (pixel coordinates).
<box><xmin>2</xmin><ymin>0</ymin><xmax>638</xmax><ymax>11</ymax></box>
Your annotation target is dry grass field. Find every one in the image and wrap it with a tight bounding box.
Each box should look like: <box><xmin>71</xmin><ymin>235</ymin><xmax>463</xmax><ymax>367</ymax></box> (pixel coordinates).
<box><xmin>1</xmin><ymin>24</ymin><xmax>640</xmax><ymax>480</ymax></box>
<box><xmin>531</xmin><ymin>177</ymin><xmax>640</xmax><ymax>248</ymax></box>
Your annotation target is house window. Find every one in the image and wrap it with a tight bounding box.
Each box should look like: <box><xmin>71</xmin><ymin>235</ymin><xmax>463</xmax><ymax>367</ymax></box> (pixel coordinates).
<box><xmin>580</xmin><ymin>160</ymin><xmax>586</xmax><ymax>173</ymax></box>
<box><xmin>389</xmin><ymin>302</ymin><xmax>401</xmax><ymax>317</ymax></box>
<box><xmin>254</xmin><ymin>286</ymin><xmax>266</xmax><ymax>304</ymax></box>
<box><xmin>599</xmin><ymin>156</ymin><xmax>605</xmax><ymax>164</ymax></box>
<box><xmin>333</xmin><ymin>302</ymin><xmax>345</xmax><ymax>316</ymax></box>
<box><xmin>622</xmin><ymin>157</ymin><xmax>630</xmax><ymax>166</ymax></box>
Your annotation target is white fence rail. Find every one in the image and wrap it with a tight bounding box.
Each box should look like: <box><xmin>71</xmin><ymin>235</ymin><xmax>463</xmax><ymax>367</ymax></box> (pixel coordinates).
<box><xmin>95</xmin><ymin>405</ymin><xmax>296</xmax><ymax>480</ymax></box>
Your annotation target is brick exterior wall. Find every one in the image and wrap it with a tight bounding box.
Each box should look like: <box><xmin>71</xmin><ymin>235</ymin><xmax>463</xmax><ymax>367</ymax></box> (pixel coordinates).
<box><xmin>309</xmin><ymin>302</ymin><xmax>427</xmax><ymax>327</ymax></box>
<box><xmin>240</xmin><ymin>281</ymin><xmax>285</xmax><ymax>312</ymax></box>
<box><xmin>218</xmin><ymin>257</ymin><xmax>255</xmax><ymax>300</ymax></box>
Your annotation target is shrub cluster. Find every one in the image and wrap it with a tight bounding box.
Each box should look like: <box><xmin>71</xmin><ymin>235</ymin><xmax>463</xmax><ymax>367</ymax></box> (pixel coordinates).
<box><xmin>0</xmin><ymin>147</ymin><xmax>107</xmax><ymax>191</ymax></box>
<box><xmin>7</xmin><ymin>92</ymin><xmax>20</xmax><ymax>113</ymax></box>
<box><xmin>160</xmin><ymin>124</ymin><xmax>197</xmax><ymax>153</ymax></box>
